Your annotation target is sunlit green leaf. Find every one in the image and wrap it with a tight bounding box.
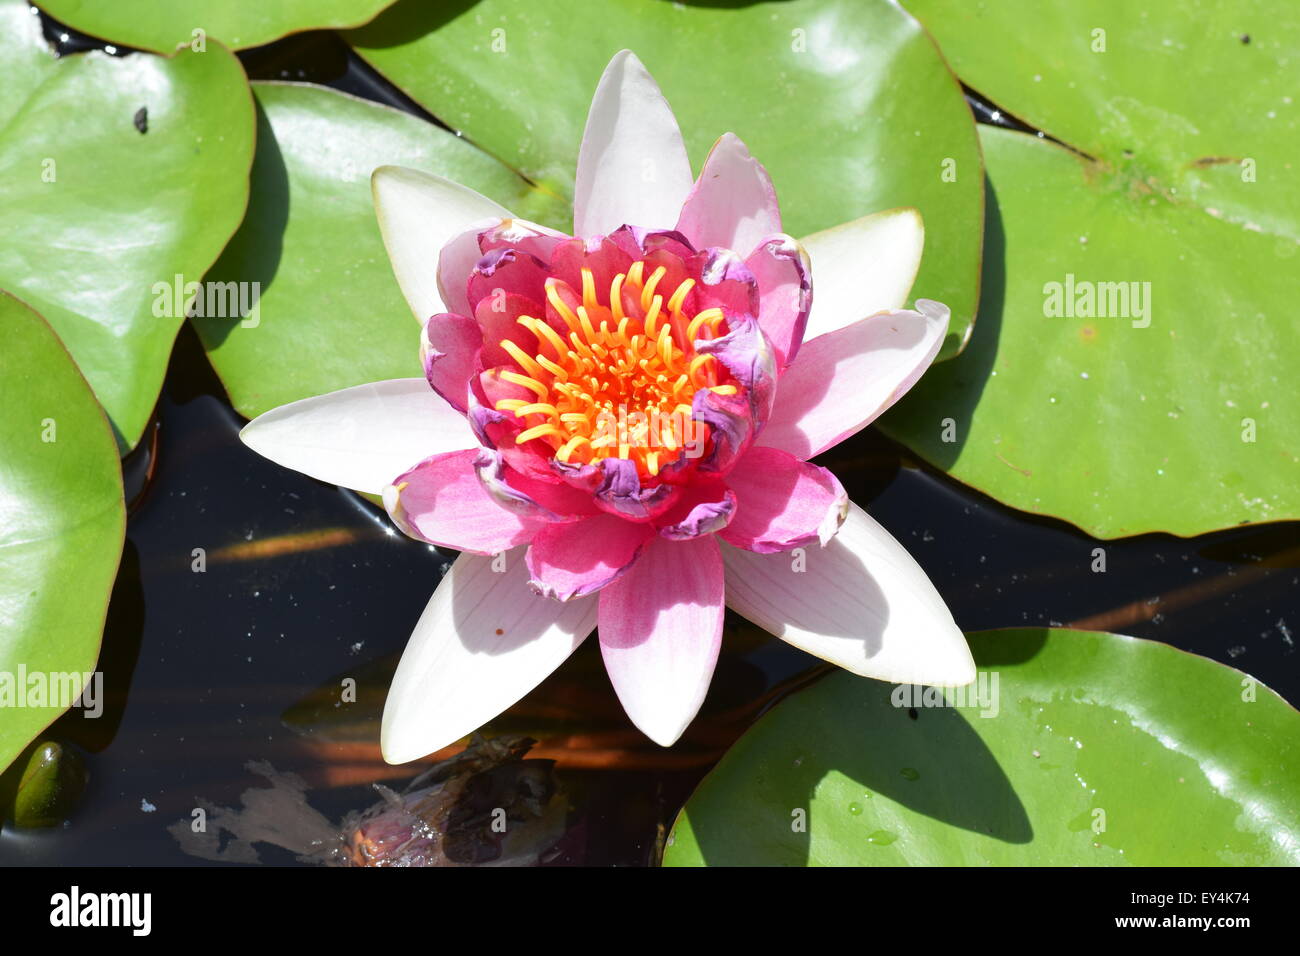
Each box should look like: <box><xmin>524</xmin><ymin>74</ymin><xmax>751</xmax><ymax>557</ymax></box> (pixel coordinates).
<box><xmin>37</xmin><ymin>0</ymin><xmax>398</xmax><ymax>54</ymax></box>
<box><xmin>0</xmin><ymin>293</ymin><xmax>125</xmax><ymax>775</ymax></box>
<box><xmin>881</xmin><ymin>0</ymin><xmax>1300</xmax><ymax>536</ymax></box>
<box><xmin>0</xmin><ymin>0</ymin><xmax>255</xmax><ymax>450</ymax></box>
<box><xmin>666</xmin><ymin>628</ymin><xmax>1300</xmax><ymax>866</ymax></box>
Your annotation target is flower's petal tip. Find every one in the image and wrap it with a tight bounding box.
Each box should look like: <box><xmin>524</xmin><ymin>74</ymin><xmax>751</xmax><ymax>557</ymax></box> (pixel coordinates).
<box><xmin>915</xmin><ymin>297</ymin><xmax>951</xmax><ymax>327</ymax></box>
<box><xmin>370</xmin><ymin>163</ymin><xmax>430</xmax><ymax>202</ymax></box>
<box><xmin>525</xmin><ymin>577</ymin><xmax>571</xmax><ymax>603</ymax></box>
<box><xmin>953</xmin><ymin>650</ymin><xmax>979</xmax><ymax>687</ymax></box>
<box><xmin>619</xmin><ymin>699</ymin><xmax>693</xmax><ymax>748</ymax></box>
<box><xmin>606</xmin><ymin>48</ymin><xmax>640</xmax><ymax>69</ymax></box>
<box><xmin>713</xmin><ymin>129</ymin><xmax>745</xmax><ymax>152</ymax></box>
<box><xmin>891</xmin><ymin>205</ymin><xmax>925</xmax><ymax>259</ymax></box>
<box><xmin>639</xmin><ymin>719</ymin><xmax>688</xmax><ymax>749</ymax></box>
<box><xmin>818</xmin><ymin>489</ymin><xmax>851</xmax><ymax>548</ymax></box>
<box><xmin>379</xmin><ymin>690</ymin><xmax>450</xmax><ymax>766</ymax></box>
<box><xmin>377</xmin><ymin>725</ymin><xmax>426</xmax><ymax>766</ymax></box>
<box><xmin>883</xmin><ymin>205</ymin><xmax>924</xmax><ymax>246</ymax></box>
<box><xmin>918</xmin><ymin>634</ymin><xmax>978</xmax><ymax>689</ymax></box>
<box><xmin>368</xmin><ymin>163</ymin><xmax>392</xmax><ymax>190</ymax></box>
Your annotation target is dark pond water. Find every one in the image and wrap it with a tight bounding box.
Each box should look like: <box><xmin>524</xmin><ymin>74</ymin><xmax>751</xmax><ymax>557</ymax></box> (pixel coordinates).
<box><xmin>1</xmin><ymin>12</ymin><xmax>1295</xmax><ymax>867</ymax></box>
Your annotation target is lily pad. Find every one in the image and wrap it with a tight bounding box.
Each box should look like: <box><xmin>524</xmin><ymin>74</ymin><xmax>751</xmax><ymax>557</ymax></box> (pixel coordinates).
<box><xmin>665</xmin><ymin>628</ymin><xmax>1300</xmax><ymax>866</ymax></box>
<box><xmin>37</xmin><ymin>0</ymin><xmax>398</xmax><ymax>54</ymax></box>
<box><xmin>0</xmin><ymin>0</ymin><xmax>255</xmax><ymax>451</ymax></box>
<box><xmin>193</xmin><ymin>82</ymin><xmax>570</xmax><ymax>420</ymax></box>
<box><xmin>347</xmin><ymin>0</ymin><xmax>983</xmax><ymax>359</ymax></box>
<box><xmin>880</xmin><ymin>0</ymin><xmax>1300</xmax><ymax>536</ymax></box>
<box><xmin>0</xmin><ymin>293</ymin><xmax>125</xmax><ymax>775</ymax></box>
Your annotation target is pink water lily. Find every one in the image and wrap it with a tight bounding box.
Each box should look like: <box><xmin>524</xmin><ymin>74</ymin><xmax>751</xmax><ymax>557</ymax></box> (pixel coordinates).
<box><xmin>241</xmin><ymin>51</ymin><xmax>975</xmax><ymax>762</ymax></box>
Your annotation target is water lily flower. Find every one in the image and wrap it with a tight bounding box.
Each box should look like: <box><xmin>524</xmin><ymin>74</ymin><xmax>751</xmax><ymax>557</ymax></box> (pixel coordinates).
<box><xmin>241</xmin><ymin>51</ymin><xmax>975</xmax><ymax>762</ymax></box>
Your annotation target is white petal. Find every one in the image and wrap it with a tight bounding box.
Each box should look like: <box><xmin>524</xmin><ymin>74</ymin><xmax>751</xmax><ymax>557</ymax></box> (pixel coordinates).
<box><xmin>800</xmin><ymin>207</ymin><xmax>924</xmax><ymax>341</ymax></box>
<box><xmin>722</xmin><ymin>501</ymin><xmax>974</xmax><ymax>686</ymax></box>
<box><xmin>239</xmin><ymin>378</ymin><xmax>475</xmax><ymax>494</ymax></box>
<box><xmin>381</xmin><ymin>548</ymin><xmax>597</xmax><ymax>764</ymax></box>
<box><xmin>573</xmin><ymin>50</ymin><xmax>694</xmax><ymax>236</ymax></box>
<box><xmin>372</xmin><ymin>165</ymin><xmax>511</xmax><ymax>321</ymax></box>
<box><xmin>758</xmin><ymin>301</ymin><xmax>950</xmax><ymax>460</ymax></box>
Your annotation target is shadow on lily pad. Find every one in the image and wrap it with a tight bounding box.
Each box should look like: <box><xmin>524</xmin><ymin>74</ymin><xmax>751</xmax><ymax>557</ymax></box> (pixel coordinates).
<box><xmin>680</xmin><ymin>666</ymin><xmax>1032</xmax><ymax>866</ymax></box>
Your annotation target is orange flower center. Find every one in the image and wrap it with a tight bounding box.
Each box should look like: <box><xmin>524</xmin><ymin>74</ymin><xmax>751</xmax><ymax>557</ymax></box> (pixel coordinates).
<box><xmin>493</xmin><ymin>261</ymin><xmax>736</xmax><ymax>479</ymax></box>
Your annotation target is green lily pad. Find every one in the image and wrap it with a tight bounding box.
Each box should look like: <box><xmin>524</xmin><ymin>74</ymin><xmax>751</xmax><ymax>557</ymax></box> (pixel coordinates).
<box><xmin>37</xmin><ymin>0</ymin><xmax>398</xmax><ymax>54</ymax></box>
<box><xmin>0</xmin><ymin>0</ymin><xmax>255</xmax><ymax>451</ymax></box>
<box><xmin>192</xmin><ymin>82</ymin><xmax>569</xmax><ymax>420</ymax></box>
<box><xmin>347</xmin><ymin>0</ymin><xmax>982</xmax><ymax>359</ymax></box>
<box><xmin>880</xmin><ymin>0</ymin><xmax>1300</xmax><ymax>537</ymax></box>
<box><xmin>0</xmin><ymin>293</ymin><xmax>125</xmax><ymax>775</ymax></box>
<box><xmin>665</xmin><ymin>628</ymin><xmax>1300</xmax><ymax>866</ymax></box>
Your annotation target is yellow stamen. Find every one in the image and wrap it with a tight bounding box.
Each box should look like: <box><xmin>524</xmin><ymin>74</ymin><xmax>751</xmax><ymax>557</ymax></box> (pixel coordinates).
<box><xmin>519</xmin><ymin>315</ymin><xmax>568</xmax><ymax>358</ymax></box>
<box><xmin>580</xmin><ymin>267</ymin><xmax>599</xmax><ymax>312</ymax></box>
<box><xmin>667</xmin><ymin>277</ymin><xmax>695</xmax><ymax>315</ymax></box>
<box><xmin>515</xmin><ymin>403</ymin><xmax>560</xmax><ymax>419</ymax></box>
<box><xmin>500</xmin><ymin>340</ymin><xmax>547</xmax><ymax>380</ymax></box>
<box><xmin>516</xmin><ymin>423</ymin><xmax>566</xmax><ymax>444</ymax></box>
<box><xmin>492</xmin><ymin>261</ymin><xmax>742</xmax><ymax>480</ymax></box>
<box><xmin>641</xmin><ymin>266</ymin><xmax>667</xmax><ymax>313</ymax></box>
<box><xmin>499</xmin><ymin>370</ymin><xmax>550</xmax><ymax>400</ymax></box>
<box><xmin>687</xmin><ymin>307</ymin><xmax>725</xmax><ymax>343</ymax></box>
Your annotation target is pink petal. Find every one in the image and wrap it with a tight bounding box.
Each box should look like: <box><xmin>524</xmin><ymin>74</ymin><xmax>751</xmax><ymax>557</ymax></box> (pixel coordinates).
<box><xmin>598</xmin><ymin>536</ymin><xmax>725</xmax><ymax>746</ymax></box>
<box><xmin>690</xmin><ymin>386</ymin><xmax>755</xmax><ymax>477</ymax></box>
<box><xmin>656</xmin><ymin>481</ymin><xmax>736</xmax><ymax>540</ymax></box>
<box><xmin>689</xmin><ymin>247</ymin><xmax>759</xmax><ymax>317</ymax></box>
<box><xmin>592</xmin><ymin>457</ymin><xmax>683</xmax><ymax>522</ymax></box>
<box><xmin>719</xmin><ymin>446</ymin><xmax>848</xmax><ymax>553</ymax></box>
<box><xmin>436</xmin><ymin>218</ymin><xmax>503</xmax><ymax>319</ymax></box>
<box><xmin>466</xmin><ymin>248</ymin><xmax>550</xmax><ymax>314</ymax></box>
<box><xmin>477</xmin><ymin>217</ymin><xmax>572</xmax><ymax>260</ymax></box>
<box><xmin>421</xmin><ymin>313</ymin><xmax>481</xmax><ymax>413</ymax></box>
<box><xmin>759</xmin><ymin>301</ymin><xmax>949</xmax><ymax>460</ymax></box>
<box><xmin>475</xmin><ymin>450</ymin><xmax>599</xmax><ymax>522</ymax></box>
<box><xmin>384</xmin><ymin>449</ymin><xmax>542</xmax><ymax>554</ymax></box>
<box><xmin>676</xmin><ymin>133</ymin><xmax>781</xmax><ymax>256</ymax></box>
<box><xmin>526</xmin><ymin>513</ymin><xmax>654</xmax><ymax>601</ymax></box>
<box><xmin>547</xmin><ymin>235</ymin><xmax>634</xmax><ymax>299</ymax></box>
<box><xmin>746</xmin><ymin>235</ymin><xmax>811</xmax><ymax>370</ymax></box>
<box><xmin>440</xmin><ymin>218</ymin><xmax>570</xmax><ymax>320</ymax></box>
<box><xmin>474</xmin><ymin>291</ymin><xmax>547</xmax><ymax>369</ymax></box>
<box><xmin>694</xmin><ymin>314</ymin><xmax>777</xmax><ymax>430</ymax></box>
